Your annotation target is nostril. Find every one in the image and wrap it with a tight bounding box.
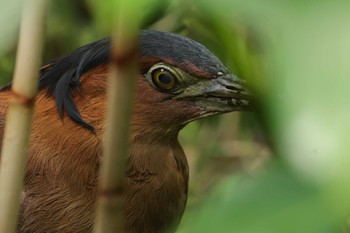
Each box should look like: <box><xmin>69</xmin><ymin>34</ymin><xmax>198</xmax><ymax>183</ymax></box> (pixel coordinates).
<box><xmin>225</xmin><ymin>84</ymin><xmax>245</xmax><ymax>91</ymax></box>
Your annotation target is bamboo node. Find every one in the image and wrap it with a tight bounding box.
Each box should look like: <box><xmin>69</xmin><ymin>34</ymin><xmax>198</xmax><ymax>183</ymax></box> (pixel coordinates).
<box><xmin>10</xmin><ymin>89</ymin><xmax>35</xmax><ymax>107</ymax></box>
<box><xmin>111</xmin><ymin>43</ymin><xmax>138</xmax><ymax>68</ymax></box>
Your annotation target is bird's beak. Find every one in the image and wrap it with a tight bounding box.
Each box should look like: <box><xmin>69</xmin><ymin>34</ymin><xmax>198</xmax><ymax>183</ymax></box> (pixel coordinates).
<box><xmin>174</xmin><ymin>74</ymin><xmax>252</xmax><ymax>114</ymax></box>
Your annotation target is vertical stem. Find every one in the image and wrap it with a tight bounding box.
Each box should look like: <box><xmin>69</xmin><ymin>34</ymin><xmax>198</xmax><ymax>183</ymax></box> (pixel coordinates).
<box><xmin>0</xmin><ymin>0</ymin><xmax>47</xmax><ymax>232</ymax></box>
<box><xmin>93</xmin><ymin>1</ymin><xmax>138</xmax><ymax>232</ymax></box>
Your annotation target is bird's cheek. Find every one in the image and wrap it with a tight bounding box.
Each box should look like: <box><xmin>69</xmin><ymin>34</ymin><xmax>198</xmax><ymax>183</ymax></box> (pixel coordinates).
<box><xmin>167</xmin><ymin>100</ymin><xmax>205</xmax><ymax>125</ymax></box>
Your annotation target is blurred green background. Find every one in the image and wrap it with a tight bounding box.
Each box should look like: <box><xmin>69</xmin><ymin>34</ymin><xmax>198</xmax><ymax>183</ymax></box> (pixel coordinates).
<box><xmin>1</xmin><ymin>0</ymin><xmax>350</xmax><ymax>232</ymax></box>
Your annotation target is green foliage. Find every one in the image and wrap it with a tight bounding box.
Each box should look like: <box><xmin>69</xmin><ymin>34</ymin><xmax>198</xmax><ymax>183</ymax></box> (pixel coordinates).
<box><xmin>87</xmin><ymin>0</ymin><xmax>171</xmax><ymax>32</ymax></box>
<box><xmin>180</xmin><ymin>162</ymin><xmax>341</xmax><ymax>233</ymax></box>
<box><xmin>0</xmin><ymin>0</ymin><xmax>23</xmax><ymax>85</ymax></box>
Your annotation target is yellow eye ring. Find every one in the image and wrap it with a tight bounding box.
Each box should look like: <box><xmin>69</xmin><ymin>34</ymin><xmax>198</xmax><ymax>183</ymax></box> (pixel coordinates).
<box><xmin>151</xmin><ymin>68</ymin><xmax>178</xmax><ymax>90</ymax></box>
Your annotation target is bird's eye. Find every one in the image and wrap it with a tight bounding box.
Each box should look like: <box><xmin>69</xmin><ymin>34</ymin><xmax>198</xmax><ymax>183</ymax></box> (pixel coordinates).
<box><xmin>151</xmin><ymin>68</ymin><xmax>178</xmax><ymax>90</ymax></box>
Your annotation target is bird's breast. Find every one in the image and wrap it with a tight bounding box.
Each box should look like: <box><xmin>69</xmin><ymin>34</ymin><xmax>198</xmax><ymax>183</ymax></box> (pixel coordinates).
<box><xmin>124</xmin><ymin>141</ymin><xmax>189</xmax><ymax>233</ymax></box>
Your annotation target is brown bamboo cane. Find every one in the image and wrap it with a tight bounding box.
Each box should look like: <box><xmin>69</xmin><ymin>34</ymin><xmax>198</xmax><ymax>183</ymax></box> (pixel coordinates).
<box><xmin>0</xmin><ymin>0</ymin><xmax>47</xmax><ymax>232</ymax></box>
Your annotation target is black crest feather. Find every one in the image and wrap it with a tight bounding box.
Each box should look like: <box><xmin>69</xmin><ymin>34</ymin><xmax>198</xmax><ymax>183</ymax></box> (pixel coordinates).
<box><xmin>39</xmin><ymin>38</ymin><xmax>111</xmax><ymax>131</ymax></box>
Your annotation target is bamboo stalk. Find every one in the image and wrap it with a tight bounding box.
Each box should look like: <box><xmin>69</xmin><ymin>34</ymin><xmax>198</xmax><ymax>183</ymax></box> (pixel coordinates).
<box><xmin>93</xmin><ymin>1</ymin><xmax>139</xmax><ymax>232</ymax></box>
<box><xmin>0</xmin><ymin>0</ymin><xmax>47</xmax><ymax>232</ymax></box>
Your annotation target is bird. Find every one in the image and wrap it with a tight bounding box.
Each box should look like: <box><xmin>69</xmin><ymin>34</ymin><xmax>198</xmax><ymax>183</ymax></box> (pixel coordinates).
<box><xmin>0</xmin><ymin>30</ymin><xmax>251</xmax><ymax>233</ymax></box>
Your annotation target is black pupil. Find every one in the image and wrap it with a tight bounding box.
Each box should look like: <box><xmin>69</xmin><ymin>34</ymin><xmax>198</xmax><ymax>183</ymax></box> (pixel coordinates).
<box><xmin>158</xmin><ymin>73</ymin><xmax>173</xmax><ymax>84</ymax></box>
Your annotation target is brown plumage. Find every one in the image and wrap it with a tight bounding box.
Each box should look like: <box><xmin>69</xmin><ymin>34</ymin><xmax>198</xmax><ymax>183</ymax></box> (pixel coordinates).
<box><xmin>0</xmin><ymin>30</ymin><xmax>250</xmax><ymax>233</ymax></box>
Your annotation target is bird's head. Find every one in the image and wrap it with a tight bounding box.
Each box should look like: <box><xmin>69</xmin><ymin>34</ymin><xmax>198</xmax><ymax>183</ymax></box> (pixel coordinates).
<box><xmin>132</xmin><ymin>30</ymin><xmax>251</xmax><ymax>137</ymax></box>
<box><xmin>30</xmin><ymin>30</ymin><xmax>251</xmax><ymax>139</ymax></box>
